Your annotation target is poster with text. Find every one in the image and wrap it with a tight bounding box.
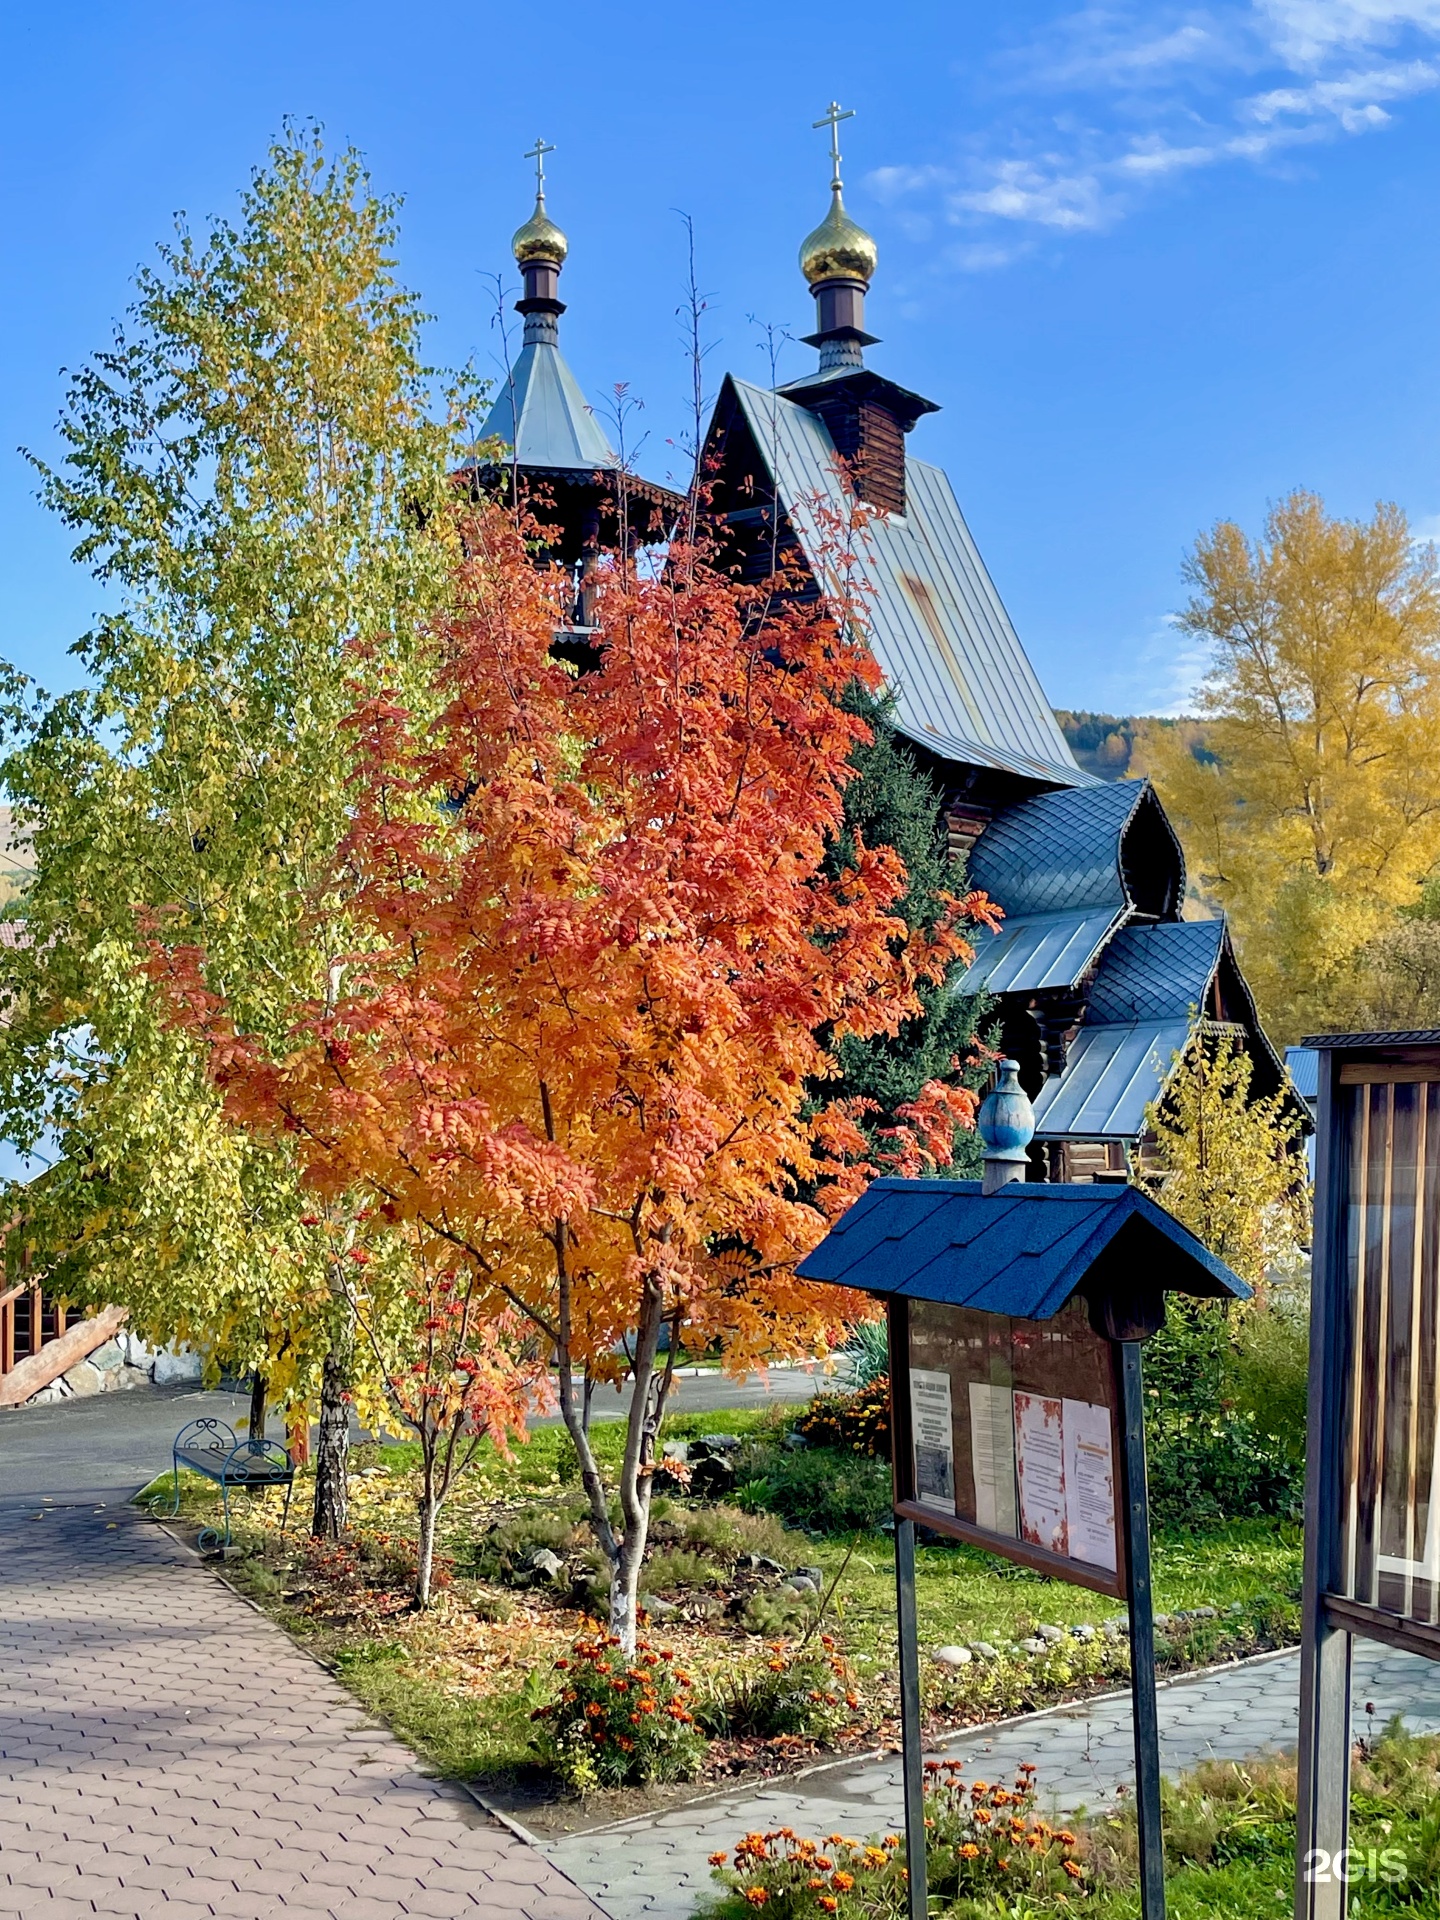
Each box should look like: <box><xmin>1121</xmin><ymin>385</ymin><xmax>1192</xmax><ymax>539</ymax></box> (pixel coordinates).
<box><xmin>1014</xmin><ymin>1391</ymin><xmax>1068</xmax><ymax>1554</ymax></box>
<box><xmin>967</xmin><ymin>1382</ymin><xmax>1019</xmax><ymax>1535</ymax></box>
<box><xmin>1062</xmin><ymin>1397</ymin><xmax>1117</xmax><ymax>1572</ymax></box>
<box><xmin>910</xmin><ymin>1369</ymin><xmax>956</xmax><ymax>1512</ymax></box>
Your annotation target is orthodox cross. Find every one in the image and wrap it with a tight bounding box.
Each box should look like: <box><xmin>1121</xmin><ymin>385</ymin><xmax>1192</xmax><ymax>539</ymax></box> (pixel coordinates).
<box><xmin>524</xmin><ymin>137</ymin><xmax>556</xmax><ymax>194</ymax></box>
<box><xmin>812</xmin><ymin>101</ymin><xmax>855</xmax><ymax>190</ymax></box>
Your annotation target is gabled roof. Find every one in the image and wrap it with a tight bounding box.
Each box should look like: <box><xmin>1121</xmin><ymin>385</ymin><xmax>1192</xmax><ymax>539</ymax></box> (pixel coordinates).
<box><xmin>796</xmin><ymin>1176</ymin><xmax>1249</xmax><ymax>1318</ymax></box>
<box><xmin>479</xmin><ymin>340</ymin><xmax>617</xmax><ymax>471</ymax></box>
<box><xmin>724</xmin><ymin>378</ymin><xmax>1088</xmax><ymax>789</ymax></box>
<box><xmin>961</xmin><ymin>781</ymin><xmax>1185</xmax><ymax>996</ymax></box>
<box><xmin>1029</xmin><ymin>918</ymin><xmax>1293</xmax><ymax>1141</ymax></box>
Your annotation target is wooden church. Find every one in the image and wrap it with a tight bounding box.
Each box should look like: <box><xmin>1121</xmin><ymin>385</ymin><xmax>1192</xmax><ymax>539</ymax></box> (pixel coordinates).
<box><xmin>478</xmin><ymin>128</ymin><xmax>1294</xmax><ymax>1182</ymax></box>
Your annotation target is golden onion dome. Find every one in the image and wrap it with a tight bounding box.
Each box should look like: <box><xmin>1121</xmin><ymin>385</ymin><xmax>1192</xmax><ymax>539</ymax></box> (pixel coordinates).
<box><xmin>512</xmin><ymin>191</ymin><xmax>568</xmax><ymax>267</ymax></box>
<box><xmin>799</xmin><ymin>185</ymin><xmax>878</xmax><ymax>286</ymax></box>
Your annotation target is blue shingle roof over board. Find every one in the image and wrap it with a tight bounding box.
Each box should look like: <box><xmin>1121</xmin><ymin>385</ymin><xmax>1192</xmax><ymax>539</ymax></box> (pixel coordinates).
<box><xmin>967</xmin><ymin>780</ymin><xmax>1148</xmax><ymax>917</ymax></box>
<box><xmin>797</xmin><ymin>1177</ymin><xmax>1249</xmax><ymax>1319</ymax></box>
<box><xmin>1085</xmin><ymin>921</ymin><xmax>1224</xmax><ymax>1025</ymax></box>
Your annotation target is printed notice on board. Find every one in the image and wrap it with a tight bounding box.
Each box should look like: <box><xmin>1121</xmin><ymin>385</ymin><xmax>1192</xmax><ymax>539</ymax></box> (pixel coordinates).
<box><xmin>910</xmin><ymin>1369</ymin><xmax>955</xmax><ymax>1512</ymax></box>
<box><xmin>967</xmin><ymin>1382</ymin><xmax>1018</xmax><ymax>1535</ymax></box>
<box><xmin>1014</xmin><ymin>1391</ymin><xmax>1068</xmax><ymax>1555</ymax></box>
<box><xmin>1062</xmin><ymin>1398</ymin><xmax>1117</xmax><ymax>1572</ymax></box>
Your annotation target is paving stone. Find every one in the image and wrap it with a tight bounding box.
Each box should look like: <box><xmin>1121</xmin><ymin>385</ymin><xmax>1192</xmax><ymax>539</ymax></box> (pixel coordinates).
<box><xmin>0</xmin><ymin>1504</ymin><xmax>604</xmax><ymax>1920</ymax></box>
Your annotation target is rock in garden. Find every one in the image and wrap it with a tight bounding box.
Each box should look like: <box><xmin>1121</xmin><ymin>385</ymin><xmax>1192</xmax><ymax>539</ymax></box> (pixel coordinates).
<box><xmin>1154</xmin><ymin>1614</ymin><xmax>1174</xmax><ymax>1632</ymax></box>
<box><xmin>1037</xmin><ymin>1624</ymin><xmax>1066</xmax><ymax>1644</ymax></box>
<box><xmin>1018</xmin><ymin>1636</ymin><xmax>1047</xmax><ymax>1655</ymax></box>
<box><xmin>1188</xmin><ymin>1605</ymin><xmax>1217</xmax><ymax>1619</ymax></box>
<box><xmin>796</xmin><ymin>1565</ymin><xmax>824</xmax><ymax>1585</ymax></box>
<box><xmin>640</xmin><ymin>1593</ymin><xmax>677</xmax><ymax>1617</ymax></box>
<box><xmin>699</xmin><ymin>1433</ymin><xmax>742</xmax><ymax>1454</ymax></box>
<box><xmin>785</xmin><ymin>1575</ymin><xmax>819</xmax><ymax>1594</ymax></box>
<box><xmin>1102</xmin><ymin>1617</ymin><xmax>1129</xmax><ymax>1640</ymax></box>
<box><xmin>783</xmin><ymin>1431</ymin><xmax>809</xmax><ymax>1451</ymax></box>
<box><xmin>526</xmin><ymin>1547</ymin><xmax>566</xmax><ymax>1583</ymax></box>
<box><xmin>969</xmin><ymin>1642</ymin><xmax>1000</xmax><ymax>1661</ymax></box>
<box><xmin>662</xmin><ymin>1440</ymin><xmax>690</xmax><ymax>1464</ymax></box>
<box><xmin>741</xmin><ymin>1553</ymin><xmax>786</xmax><ymax>1576</ymax></box>
<box><xmin>933</xmin><ymin>1645</ymin><xmax>972</xmax><ymax>1667</ymax></box>
<box><xmin>1071</xmin><ymin>1623</ymin><xmax>1096</xmax><ymax>1642</ymax></box>
<box><xmin>61</xmin><ymin>1362</ymin><xmax>104</xmax><ymax>1398</ymax></box>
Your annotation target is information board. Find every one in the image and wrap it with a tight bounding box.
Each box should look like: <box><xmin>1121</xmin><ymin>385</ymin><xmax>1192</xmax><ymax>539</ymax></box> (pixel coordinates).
<box><xmin>896</xmin><ymin>1296</ymin><xmax>1127</xmax><ymax>1597</ymax></box>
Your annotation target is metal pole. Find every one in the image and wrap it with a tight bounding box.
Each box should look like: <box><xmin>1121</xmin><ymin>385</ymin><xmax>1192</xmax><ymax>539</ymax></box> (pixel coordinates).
<box><xmin>1295</xmin><ymin>1044</ymin><xmax>1352</xmax><ymax>1920</ymax></box>
<box><xmin>1119</xmin><ymin>1339</ymin><xmax>1166</xmax><ymax>1920</ymax></box>
<box><xmin>894</xmin><ymin>1515</ymin><xmax>927</xmax><ymax>1920</ymax></box>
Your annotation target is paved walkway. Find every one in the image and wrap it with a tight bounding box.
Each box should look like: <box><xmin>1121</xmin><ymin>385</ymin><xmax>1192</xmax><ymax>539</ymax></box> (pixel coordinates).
<box><xmin>544</xmin><ymin>1640</ymin><xmax>1440</xmax><ymax>1920</ymax></box>
<box><xmin>0</xmin><ymin>1498</ymin><xmax>604</xmax><ymax>1920</ymax></box>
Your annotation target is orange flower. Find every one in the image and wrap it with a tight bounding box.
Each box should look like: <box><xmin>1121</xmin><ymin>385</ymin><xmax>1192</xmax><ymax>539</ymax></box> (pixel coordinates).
<box><xmin>743</xmin><ymin>1890</ymin><xmax>769</xmax><ymax>1908</ymax></box>
<box><xmin>958</xmin><ymin>1844</ymin><xmax>980</xmax><ymax>1860</ymax></box>
<box><xmin>708</xmin><ymin>1853</ymin><xmax>727</xmax><ymax>1867</ymax></box>
<box><xmin>818</xmin><ymin>1900</ymin><xmax>838</xmax><ymax>1913</ymax></box>
<box><xmin>831</xmin><ymin>1872</ymin><xmax>854</xmax><ymax>1891</ymax></box>
<box><xmin>1063</xmin><ymin>1860</ymin><xmax>1084</xmax><ymax>1880</ymax></box>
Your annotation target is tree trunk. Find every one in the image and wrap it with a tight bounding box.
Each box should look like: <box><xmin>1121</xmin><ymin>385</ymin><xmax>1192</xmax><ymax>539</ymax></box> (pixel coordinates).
<box><xmin>415</xmin><ymin>1486</ymin><xmax>438</xmax><ymax>1608</ymax></box>
<box><xmin>310</xmin><ymin>1339</ymin><xmax>350</xmax><ymax>1540</ymax></box>
<box><xmin>248</xmin><ymin>1371</ymin><xmax>267</xmax><ymax>1438</ymax></box>
<box><xmin>610</xmin><ymin>1526</ymin><xmax>648</xmax><ymax>1649</ymax></box>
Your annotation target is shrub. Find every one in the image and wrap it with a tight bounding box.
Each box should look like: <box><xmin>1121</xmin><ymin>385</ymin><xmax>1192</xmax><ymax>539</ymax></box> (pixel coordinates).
<box><xmin>467</xmin><ymin>1503</ymin><xmax>585</xmax><ymax>1581</ymax></box>
<box><xmin>645</xmin><ymin>1547</ymin><xmax>724</xmax><ymax>1594</ymax></box>
<box><xmin>736</xmin><ymin>1445</ymin><xmax>891</xmax><ymax>1533</ymax></box>
<box><xmin>793</xmin><ymin>1377</ymin><xmax>891</xmax><ymax>1461</ymax></box>
<box><xmin>699</xmin><ymin>1636</ymin><xmax>860</xmax><ymax>1742</ymax></box>
<box><xmin>531</xmin><ymin>1632</ymin><xmax>705</xmax><ymax>1792</ymax></box>
<box><xmin>675</xmin><ymin>1503</ymin><xmax>792</xmax><ymax>1564</ymax></box>
<box><xmin>1146</xmin><ymin>1412</ymin><xmax>1301</xmax><ymax>1526</ymax></box>
<box><xmin>708</xmin><ymin>1758</ymin><xmax>1084</xmax><ymax>1917</ymax></box>
<box><xmin>842</xmin><ymin>1319</ymin><xmax>890</xmax><ymax>1388</ymax></box>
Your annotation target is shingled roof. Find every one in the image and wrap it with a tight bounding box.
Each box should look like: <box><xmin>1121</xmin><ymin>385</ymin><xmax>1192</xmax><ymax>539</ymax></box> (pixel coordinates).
<box><xmin>796</xmin><ymin>1177</ymin><xmax>1249</xmax><ymax>1318</ymax></box>
<box><xmin>961</xmin><ymin>781</ymin><xmax>1185</xmax><ymax>996</ymax></box>
<box><xmin>1030</xmin><ymin>919</ymin><xmax>1291</xmax><ymax>1140</ymax></box>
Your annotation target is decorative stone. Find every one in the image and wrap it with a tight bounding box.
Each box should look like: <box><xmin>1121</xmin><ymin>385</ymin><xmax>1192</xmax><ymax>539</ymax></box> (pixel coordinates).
<box><xmin>639</xmin><ymin>1593</ymin><xmax>677</xmax><ymax>1617</ymax></box>
<box><xmin>152</xmin><ymin>1346</ymin><xmax>203</xmax><ymax>1386</ymax></box>
<box><xmin>741</xmin><ymin>1553</ymin><xmax>786</xmax><ymax>1576</ymax></box>
<box><xmin>699</xmin><ymin>1434</ymin><xmax>742</xmax><ymax>1454</ymax></box>
<box><xmin>785</xmin><ymin>1575</ymin><xmax>819</xmax><ymax>1594</ymax></box>
<box><xmin>525</xmin><ymin>1547</ymin><xmax>566</xmax><ymax>1583</ymax></box>
<box><xmin>1037</xmin><ymin>1624</ymin><xmax>1066</xmax><ymax>1643</ymax></box>
<box><xmin>1101</xmin><ymin>1617</ymin><xmax>1129</xmax><ymax>1640</ymax></box>
<box><xmin>1018</xmin><ymin>1636</ymin><xmax>1047</xmax><ymax>1655</ymax></box>
<box><xmin>661</xmin><ymin>1440</ymin><xmax>689</xmax><ymax>1464</ymax></box>
<box><xmin>88</xmin><ymin>1340</ymin><xmax>124</xmax><ymax>1372</ymax></box>
<box><xmin>933</xmin><ymin>1645</ymin><xmax>972</xmax><ymax>1667</ymax></box>
<box><xmin>969</xmin><ymin>1642</ymin><xmax>1000</xmax><ymax>1661</ymax></box>
<box><xmin>1070</xmin><ymin>1623</ymin><xmax>1096</xmax><ymax>1642</ymax></box>
<box><xmin>61</xmin><ymin>1361</ymin><xmax>104</xmax><ymax>1398</ymax></box>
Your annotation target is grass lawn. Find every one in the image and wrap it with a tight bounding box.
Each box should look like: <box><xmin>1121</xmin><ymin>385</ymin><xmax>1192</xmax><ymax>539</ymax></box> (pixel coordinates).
<box><xmin>142</xmin><ymin>1404</ymin><xmax>1302</xmax><ymax>1805</ymax></box>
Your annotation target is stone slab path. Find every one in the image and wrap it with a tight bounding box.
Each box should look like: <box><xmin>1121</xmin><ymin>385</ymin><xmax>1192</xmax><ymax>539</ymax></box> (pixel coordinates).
<box><xmin>543</xmin><ymin>1641</ymin><xmax>1440</xmax><ymax>1920</ymax></box>
<box><xmin>0</xmin><ymin>1497</ymin><xmax>604</xmax><ymax>1920</ymax></box>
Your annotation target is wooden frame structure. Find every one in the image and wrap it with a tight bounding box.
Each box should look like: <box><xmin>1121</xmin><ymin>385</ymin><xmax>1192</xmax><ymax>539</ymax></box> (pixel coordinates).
<box><xmin>1296</xmin><ymin>1032</ymin><xmax>1440</xmax><ymax>1920</ymax></box>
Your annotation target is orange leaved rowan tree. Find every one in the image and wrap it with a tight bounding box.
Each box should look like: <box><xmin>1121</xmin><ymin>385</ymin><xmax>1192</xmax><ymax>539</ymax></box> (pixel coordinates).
<box><xmin>156</xmin><ymin>502</ymin><xmax>993</xmax><ymax>1646</ymax></box>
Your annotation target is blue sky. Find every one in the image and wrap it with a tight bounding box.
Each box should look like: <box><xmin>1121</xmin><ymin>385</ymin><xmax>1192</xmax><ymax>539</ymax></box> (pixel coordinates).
<box><xmin>4</xmin><ymin>0</ymin><xmax>1440</xmax><ymax>715</ymax></box>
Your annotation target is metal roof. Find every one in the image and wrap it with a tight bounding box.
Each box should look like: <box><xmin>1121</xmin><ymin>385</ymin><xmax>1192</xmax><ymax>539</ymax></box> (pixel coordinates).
<box><xmin>479</xmin><ymin>340</ymin><xmax>617</xmax><ymax>472</ymax></box>
<box><xmin>1085</xmin><ymin>920</ymin><xmax>1225</xmax><ymax>1024</ymax></box>
<box><xmin>968</xmin><ymin>780</ymin><xmax>1145</xmax><ymax>915</ymax></box>
<box><xmin>796</xmin><ymin>1176</ymin><xmax>1249</xmax><ymax>1317</ymax></box>
<box><xmin>960</xmin><ymin>907</ymin><xmax>1120</xmax><ymax>996</ymax></box>
<box><xmin>1284</xmin><ymin>1045</ymin><xmax>1318</xmax><ymax>1101</ymax></box>
<box><xmin>1301</xmin><ymin>1030</ymin><xmax>1440</xmax><ymax>1048</ymax></box>
<box><xmin>727</xmin><ymin>379</ymin><xmax>1089</xmax><ymax>790</ymax></box>
<box><xmin>1031</xmin><ymin>1019</ymin><xmax>1191</xmax><ymax>1140</ymax></box>
<box><xmin>1031</xmin><ymin>921</ymin><xmax>1222</xmax><ymax>1140</ymax></box>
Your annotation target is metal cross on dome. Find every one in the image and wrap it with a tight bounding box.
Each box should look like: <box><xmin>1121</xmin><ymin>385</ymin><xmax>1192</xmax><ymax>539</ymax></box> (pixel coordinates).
<box><xmin>524</xmin><ymin>137</ymin><xmax>556</xmax><ymax>193</ymax></box>
<box><xmin>812</xmin><ymin>100</ymin><xmax>855</xmax><ymax>190</ymax></box>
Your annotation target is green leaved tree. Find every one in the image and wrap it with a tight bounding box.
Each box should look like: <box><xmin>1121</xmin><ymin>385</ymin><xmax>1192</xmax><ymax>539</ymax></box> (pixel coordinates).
<box><xmin>0</xmin><ymin>125</ymin><xmax>473</xmax><ymax>1532</ymax></box>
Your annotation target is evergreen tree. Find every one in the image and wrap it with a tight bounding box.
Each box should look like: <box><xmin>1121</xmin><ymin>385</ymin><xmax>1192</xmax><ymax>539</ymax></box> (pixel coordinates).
<box><xmin>824</xmin><ymin>685</ymin><xmax>990</xmax><ymax>1175</ymax></box>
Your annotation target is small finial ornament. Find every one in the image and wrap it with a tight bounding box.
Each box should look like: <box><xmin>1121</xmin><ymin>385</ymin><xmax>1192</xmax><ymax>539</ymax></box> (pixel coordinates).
<box><xmin>512</xmin><ymin>137</ymin><xmax>568</xmax><ymax>267</ymax></box>
<box><xmin>978</xmin><ymin>1060</ymin><xmax>1034</xmax><ymax>1196</ymax></box>
<box><xmin>799</xmin><ymin>100</ymin><xmax>878</xmax><ymax>289</ymax></box>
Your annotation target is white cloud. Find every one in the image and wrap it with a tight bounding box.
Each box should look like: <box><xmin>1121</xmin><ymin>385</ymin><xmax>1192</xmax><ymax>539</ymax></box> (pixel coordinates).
<box><xmin>865</xmin><ymin>3</ymin><xmax>1440</xmax><ymax>258</ymax></box>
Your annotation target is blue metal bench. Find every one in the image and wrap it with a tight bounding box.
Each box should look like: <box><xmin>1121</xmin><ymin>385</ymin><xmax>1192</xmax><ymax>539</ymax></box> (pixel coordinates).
<box><xmin>169</xmin><ymin>1416</ymin><xmax>294</xmax><ymax>1551</ymax></box>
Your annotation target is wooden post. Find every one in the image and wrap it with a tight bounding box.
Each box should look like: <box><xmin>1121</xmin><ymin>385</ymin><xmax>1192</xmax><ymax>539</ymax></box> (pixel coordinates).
<box><xmin>1119</xmin><ymin>1338</ymin><xmax>1166</xmax><ymax>1920</ymax></box>
<box><xmin>1295</xmin><ymin>1043</ymin><xmax>1352</xmax><ymax>1920</ymax></box>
